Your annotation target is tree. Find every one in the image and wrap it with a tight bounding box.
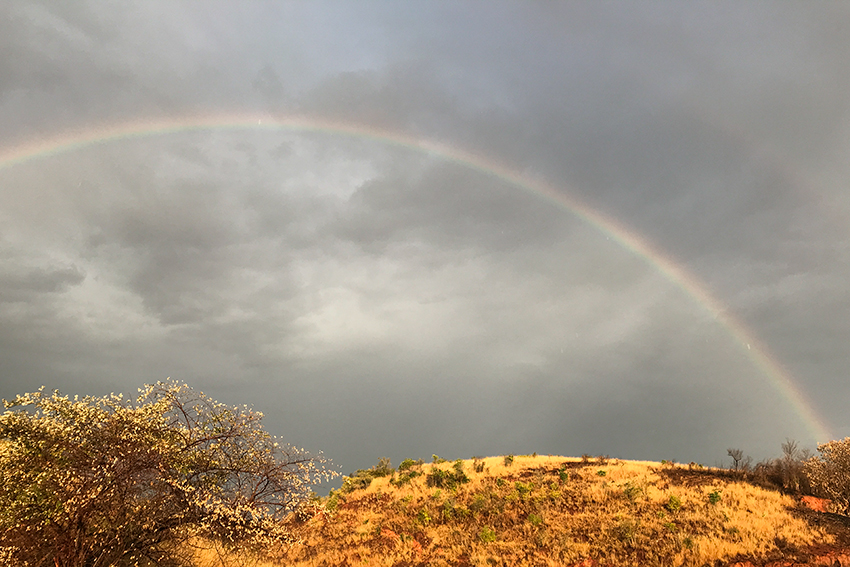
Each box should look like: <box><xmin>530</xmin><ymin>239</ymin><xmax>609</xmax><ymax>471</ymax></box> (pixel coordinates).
<box><xmin>804</xmin><ymin>437</ymin><xmax>850</xmax><ymax>516</ymax></box>
<box><xmin>727</xmin><ymin>448</ymin><xmax>751</xmax><ymax>472</ymax></box>
<box><xmin>0</xmin><ymin>380</ymin><xmax>338</xmax><ymax>567</ymax></box>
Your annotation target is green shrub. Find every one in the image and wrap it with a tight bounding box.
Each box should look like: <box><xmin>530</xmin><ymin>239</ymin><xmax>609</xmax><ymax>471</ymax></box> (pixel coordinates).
<box><xmin>426</xmin><ymin>465</ymin><xmax>470</xmax><ymax>490</ymax></box>
<box><xmin>432</xmin><ymin>454</ymin><xmax>447</xmax><ymax>464</ymax></box>
<box><xmin>325</xmin><ymin>490</ymin><xmax>340</xmax><ymax>512</ymax></box>
<box><xmin>372</xmin><ymin>457</ymin><xmax>394</xmax><ymax>477</ymax></box>
<box><xmin>416</xmin><ymin>509</ymin><xmax>431</xmax><ymax>526</ymax></box>
<box><xmin>559</xmin><ymin>466</ymin><xmax>569</xmax><ymax>483</ymax></box>
<box><xmin>479</xmin><ymin>526</ymin><xmax>497</xmax><ymax>543</ymax></box>
<box><xmin>473</xmin><ymin>457</ymin><xmax>485</xmax><ymax>473</ymax></box>
<box><xmin>341</xmin><ymin>457</ymin><xmax>397</xmax><ymax>493</ymax></box>
<box><xmin>597</xmin><ymin>470</ymin><xmax>607</xmax><ymax>477</ymax></box>
<box><xmin>398</xmin><ymin>458</ymin><xmax>423</xmax><ymax>472</ymax></box>
<box><xmin>504</xmin><ymin>454</ymin><xmax>515</xmax><ymax>467</ymax></box>
<box><xmin>515</xmin><ymin>481</ymin><xmax>532</xmax><ymax>500</ymax></box>
<box><xmin>623</xmin><ymin>482</ymin><xmax>641</xmax><ymax>502</ymax></box>
<box><xmin>390</xmin><ymin>470</ymin><xmax>421</xmax><ymax>487</ymax></box>
<box><xmin>470</xmin><ymin>494</ymin><xmax>488</xmax><ymax>514</ymax></box>
<box><xmin>496</xmin><ymin>478</ymin><xmax>506</xmax><ymax>487</ymax></box>
<box><xmin>666</xmin><ymin>495</ymin><xmax>682</xmax><ymax>512</ymax></box>
<box><xmin>528</xmin><ymin>513</ymin><xmax>544</xmax><ymax>527</ymax></box>
<box><xmin>708</xmin><ymin>490</ymin><xmax>722</xmax><ymax>505</ymax></box>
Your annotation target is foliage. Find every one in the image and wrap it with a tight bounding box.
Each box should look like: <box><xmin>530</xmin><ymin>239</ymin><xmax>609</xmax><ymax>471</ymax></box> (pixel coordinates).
<box><xmin>398</xmin><ymin>458</ymin><xmax>423</xmax><ymax>472</ymax></box>
<box><xmin>708</xmin><ymin>490</ymin><xmax>722</xmax><ymax>505</ymax></box>
<box><xmin>340</xmin><ymin>458</ymin><xmax>395</xmax><ymax>494</ymax></box>
<box><xmin>0</xmin><ymin>380</ymin><xmax>337</xmax><ymax>567</ymax></box>
<box><xmin>804</xmin><ymin>437</ymin><xmax>850</xmax><ymax>515</ymax></box>
<box><xmin>665</xmin><ymin>495</ymin><xmax>682</xmax><ymax>512</ymax></box>
<box><xmin>426</xmin><ymin>461</ymin><xmax>470</xmax><ymax>490</ymax></box>
<box><xmin>478</xmin><ymin>526</ymin><xmax>497</xmax><ymax>543</ymax></box>
<box><xmin>504</xmin><ymin>454</ymin><xmax>515</xmax><ymax>467</ymax></box>
<box><xmin>622</xmin><ymin>482</ymin><xmax>642</xmax><ymax>503</ymax></box>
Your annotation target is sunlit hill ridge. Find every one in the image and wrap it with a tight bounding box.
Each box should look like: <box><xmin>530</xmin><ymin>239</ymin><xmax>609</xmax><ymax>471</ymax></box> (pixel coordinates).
<box><xmin>197</xmin><ymin>454</ymin><xmax>850</xmax><ymax>567</ymax></box>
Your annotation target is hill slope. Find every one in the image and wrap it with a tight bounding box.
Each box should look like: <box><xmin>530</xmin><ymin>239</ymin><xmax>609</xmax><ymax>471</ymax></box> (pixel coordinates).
<box><xmin>197</xmin><ymin>455</ymin><xmax>850</xmax><ymax>567</ymax></box>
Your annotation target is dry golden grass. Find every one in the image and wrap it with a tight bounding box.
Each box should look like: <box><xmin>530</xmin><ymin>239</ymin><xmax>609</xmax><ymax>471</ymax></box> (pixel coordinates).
<box><xmin>193</xmin><ymin>455</ymin><xmax>835</xmax><ymax>567</ymax></box>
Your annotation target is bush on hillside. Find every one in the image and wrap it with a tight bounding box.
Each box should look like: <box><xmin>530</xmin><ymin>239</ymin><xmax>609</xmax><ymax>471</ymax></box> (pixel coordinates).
<box><xmin>426</xmin><ymin>460</ymin><xmax>469</xmax><ymax>490</ymax></box>
<box><xmin>0</xmin><ymin>381</ymin><xmax>337</xmax><ymax>567</ymax></box>
<box><xmin>340</xmin><ymin>458</ymin><xmax>396</xmax><ymax>494</ymax></box>
<box><xmin>804</xmin><ymin>437</ymin><xmax>850</xmax><ymax>515</ymax></box>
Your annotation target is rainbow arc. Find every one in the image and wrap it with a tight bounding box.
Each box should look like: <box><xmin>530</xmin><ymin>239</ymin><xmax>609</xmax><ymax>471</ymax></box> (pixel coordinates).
<box><xmin>0</xmin><ymin>113</ymin><xmax>833</xmax><ymax>443</ymax></box>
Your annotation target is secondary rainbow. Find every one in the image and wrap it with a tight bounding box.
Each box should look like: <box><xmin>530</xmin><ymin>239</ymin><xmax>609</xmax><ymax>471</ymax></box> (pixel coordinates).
<box><xmin>0</xmin><ymin>112</ymin><xmax>833</xmax><ymax>443</ymax></box>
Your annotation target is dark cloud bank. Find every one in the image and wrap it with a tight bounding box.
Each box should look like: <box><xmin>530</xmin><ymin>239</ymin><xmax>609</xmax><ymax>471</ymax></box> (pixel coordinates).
<box><xmin>1</xmin><ymin>1</ymin><xmax>849</xmax><ymax>490</ymax></box>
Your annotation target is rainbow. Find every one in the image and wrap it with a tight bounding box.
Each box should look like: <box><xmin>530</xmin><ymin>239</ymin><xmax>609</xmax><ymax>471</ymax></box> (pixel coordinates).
<box><xmin>0</xmin><ymin>113</ymin><xmax>833</xmax><ymax>443</ymax></box>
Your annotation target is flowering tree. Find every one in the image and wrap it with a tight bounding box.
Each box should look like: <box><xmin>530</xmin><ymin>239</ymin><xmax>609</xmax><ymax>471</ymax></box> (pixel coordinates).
<box><xmin>804</xmin><ymin>437</ymin><xmax>850</xmax><ymax>516</ymax></box>
<box><xmin>0</xmin><ymin>380</ymin><xmax>338</xmax><ymax>567</ymax></box>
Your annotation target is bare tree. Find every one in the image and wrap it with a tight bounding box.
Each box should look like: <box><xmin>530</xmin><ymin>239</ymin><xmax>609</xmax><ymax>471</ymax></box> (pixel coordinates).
<box><xmin>727</xmin><ymin>448</ymin><xmax>751</xmax><ymax>472</ymax></box>
<box><xmin>0</xmin><ymin>380</ymin><xmax>338</xmax><ymax>567</ymax></box>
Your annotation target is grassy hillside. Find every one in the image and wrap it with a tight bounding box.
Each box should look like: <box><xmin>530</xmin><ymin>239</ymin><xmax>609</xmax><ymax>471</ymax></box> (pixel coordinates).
<box><xmin>194</xmin><ymin>455</ymin><xmax>849</xmax><ymax>567</ymax></box>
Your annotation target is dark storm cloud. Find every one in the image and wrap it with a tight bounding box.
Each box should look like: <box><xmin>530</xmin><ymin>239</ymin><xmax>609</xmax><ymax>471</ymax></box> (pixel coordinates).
<box><xmin>1</xmin><ymin>1</ymin><xmax>849</xmax><ymax>489</ymax></box>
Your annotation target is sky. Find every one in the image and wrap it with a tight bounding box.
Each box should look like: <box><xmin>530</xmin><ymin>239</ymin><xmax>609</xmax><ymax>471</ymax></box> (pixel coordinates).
<box><xmin>1</xmin><ymin>1</ymin><xmax>849</xmax><ymax>491</ymax></box>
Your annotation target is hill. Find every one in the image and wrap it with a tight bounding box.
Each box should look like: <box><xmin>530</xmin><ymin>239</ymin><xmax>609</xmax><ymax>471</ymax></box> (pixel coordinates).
<box><xmin>194</xmin><ymin>455</ymin><xmax>850</xmax><ymax>567</ymax></box>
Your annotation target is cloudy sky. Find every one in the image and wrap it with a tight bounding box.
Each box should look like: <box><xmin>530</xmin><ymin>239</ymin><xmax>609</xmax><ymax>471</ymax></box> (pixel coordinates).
<box><xmin>1</xmin><ymin>1</ymin><xmax>849</xmax><ymax>488</ymax></box>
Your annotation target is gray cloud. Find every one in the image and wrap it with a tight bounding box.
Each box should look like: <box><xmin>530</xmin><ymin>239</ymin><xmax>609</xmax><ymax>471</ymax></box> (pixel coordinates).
<box><xmin>1</xmin><ymin>1</ymin><xmax>849</xmax><ymax>490</ymax></box>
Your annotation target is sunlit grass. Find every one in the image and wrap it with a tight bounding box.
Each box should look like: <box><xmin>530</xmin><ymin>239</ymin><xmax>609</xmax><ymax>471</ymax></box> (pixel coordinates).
<box><xmin>193</xmin><ymin>455</ymin><xmax>834</xmax><ymax>567</ymax></box>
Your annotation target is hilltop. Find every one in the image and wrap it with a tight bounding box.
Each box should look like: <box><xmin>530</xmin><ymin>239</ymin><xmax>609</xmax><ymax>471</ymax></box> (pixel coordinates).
<box><xmin>194</xmin><ymin>454</ymin><xmax>850</xmax><ymax>567</ymax></box>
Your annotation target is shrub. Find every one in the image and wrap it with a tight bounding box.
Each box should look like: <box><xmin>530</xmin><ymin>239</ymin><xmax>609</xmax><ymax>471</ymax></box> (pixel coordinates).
<box><xmin>528</xmin><ymin>513</ymin><xmax>544</xmax><ymax>527</ymax></box>
<box><xmin>479</xmin><ymin>526</ymin><xmax>497</xmax><ymax>543</ymax></box>
<box><xmin>804</xmin><ymin>437</ymin><xmax>850</xmax><ymax>515</ymax></box>
<box><xmin>623</xmin><ymin>482</ymin><xmax>641</xmax><ymax>503</ymax></box>
<box><xmin>416</xmin><ymin>509</ymin><xmax>432</xmax><ymax>526</ymax></box>
<box><xmin>504</xmin><ymin>454</ymin><xmax>515</xmax><ymax>467</ymax></box>
<box><xmin>614</xmin><ymin>518</ymin><xmax>639</xmax><ymax>544</ymax></box>
<box><xmin>432</xmin><ymin>454</ymin><xmax>447</xmax><ymax>464</ymax></box>
<box><xmin>473</xmin><ymin>456</ymin><xmax>485</xmax><ymax>473</ymax></box>
<box><xmin>0</xmin><ymin>381</ymin><xmax>337</xmax><ymax>567</ymax></box>
<box><xmin>470</xmin><ymin>494</ymin><xmax>488</xmax><ymax>514</ymax></box>
<box><xmin>372</xmin><ymin>457</ymin><xmax>395</xmax><ymax>477</ymax></box>
<box><xmin>515</xmin><ymin>481</ymin><xmax>532</xmax><ymax>500</ymax></box>
<box><xmin>390</xmin><ymin>470</ymin><xmax>420</xmax><ymax>487</ymax></box>
<box><xmin>666</xmin><ymin>495</ymin><xmax>682</xmax><ymax>512</ymax></box>
<box><xmin>559</xmin><ymin>466</ymin><xmax>569</xmax><ymax>483</ymax></box>
<box><xmin>398</xmin><ymin>458</ymin><xmax>424</xmax><ymax>472</ymax></box>
<box><xmin>341</xmin><ymin>457</ymin><xmax>396</xmax><ymax>493</ymax></box>
<box><xmin>426</xmin><ymin>464</ymin><xmax>469</xmax><ymax>490</ymax></box>
<box><xmin>708</xmin><ymin>490</ymin><xmax>722</xmax><ymax>505</ymax></box>
<box><xmin>597</xmin><ymin>470</ymin><xmax>607</xmax><ymax>476</ymax></box>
